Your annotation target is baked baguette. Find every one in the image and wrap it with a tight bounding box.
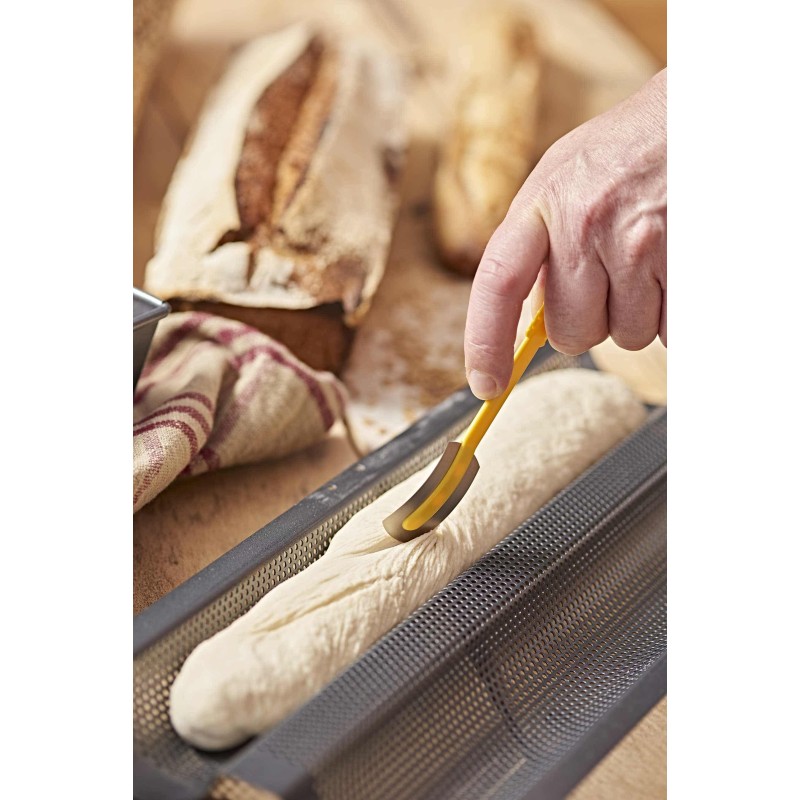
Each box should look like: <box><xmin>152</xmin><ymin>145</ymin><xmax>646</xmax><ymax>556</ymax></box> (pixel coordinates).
<box><xmin>433</xmin><ymin>7</ymin><xmax>542</xmax><ymax>276</ymax></box>
<box><xmin>144</xmin><ymin>24</ymin><xmax>406</xmax><ymax>373</ymax></box>
<box><xmin>169</xmin><ymin>368</ymin><xmax>645</xmax><ymax>750</ymax></box>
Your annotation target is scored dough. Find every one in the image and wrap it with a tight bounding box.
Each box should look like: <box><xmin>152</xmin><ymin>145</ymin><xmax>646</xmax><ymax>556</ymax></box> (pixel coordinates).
<box><xmin>169</xmin><ymin>368</ymin><xmax>646</xmax><ymax>750</ymax></box>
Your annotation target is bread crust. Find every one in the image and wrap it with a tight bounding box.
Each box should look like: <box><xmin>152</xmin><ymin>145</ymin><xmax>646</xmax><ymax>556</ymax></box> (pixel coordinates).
<box><xmin>144</xmin><ymin>24</ymin><xmax>406</xmax><ymax>372</ymax></box>
<box><xmin>433</xmin><ymin>8</ymin><xmax>542</xmax><ymax>276</ymax></box>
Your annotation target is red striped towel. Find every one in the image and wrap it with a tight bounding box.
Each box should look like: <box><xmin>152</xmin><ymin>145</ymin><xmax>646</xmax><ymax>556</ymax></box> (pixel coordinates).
<box><xmin>133</xmin><ymin>312</ymin><xmax>347</xmax><ymax>513</ymax></box>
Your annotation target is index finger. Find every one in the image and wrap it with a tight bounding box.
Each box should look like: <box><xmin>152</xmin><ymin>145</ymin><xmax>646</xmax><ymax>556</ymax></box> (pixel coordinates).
<box><xmin>464</xmin><ymin>207</ymin><xmax>550</xmax><ymax>399</ymax></box>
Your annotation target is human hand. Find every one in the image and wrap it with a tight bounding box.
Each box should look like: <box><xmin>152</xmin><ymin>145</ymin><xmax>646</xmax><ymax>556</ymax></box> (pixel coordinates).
<box><xmin>464</xmin><ymin>69</ymin><xmax>667</xmax><ymax>400</ymax></box>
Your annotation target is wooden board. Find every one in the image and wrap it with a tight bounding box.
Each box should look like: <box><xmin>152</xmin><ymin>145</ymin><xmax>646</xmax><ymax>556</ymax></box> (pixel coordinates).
<box><xmin>571</xmin><ymin>697</ymin><xmax>667</xmax><ymax>799</ymax></box>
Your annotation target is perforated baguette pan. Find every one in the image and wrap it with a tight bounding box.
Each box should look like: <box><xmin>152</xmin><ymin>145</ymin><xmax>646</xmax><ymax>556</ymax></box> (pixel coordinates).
<box><xmin>134</xmin><ymin>346</ymin><xmax>666</xmax><ymax>800</ymax></box>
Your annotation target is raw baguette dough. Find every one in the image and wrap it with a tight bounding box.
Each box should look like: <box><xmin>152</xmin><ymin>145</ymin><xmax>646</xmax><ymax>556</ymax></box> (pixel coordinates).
<box><xmin>170</xmin><ymin>369</ymin><xmax>645</xmax><ymax>749</ymax></box>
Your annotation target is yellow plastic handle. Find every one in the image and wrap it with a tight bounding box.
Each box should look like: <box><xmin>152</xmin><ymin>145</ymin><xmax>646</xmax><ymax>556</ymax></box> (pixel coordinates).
<box><xmin>460</xmin><ymin>304</ymin><xmax>547</xmax><ymax>455</ymax></box>
<box><xmin>400</xmin><ymin>306</ymin><xmax>547</xmax><ymax>532</ymax></box>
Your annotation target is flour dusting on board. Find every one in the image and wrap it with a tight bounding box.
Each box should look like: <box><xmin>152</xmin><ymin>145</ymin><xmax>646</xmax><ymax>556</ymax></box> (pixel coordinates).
<box><xmin>342</xmin><ymin>197</ymin><xmax>473</xmax><ymax>452</ymax></box>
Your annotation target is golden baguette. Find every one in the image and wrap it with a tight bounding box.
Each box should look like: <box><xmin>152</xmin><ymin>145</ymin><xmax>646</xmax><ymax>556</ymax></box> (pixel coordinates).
<box><xmin>433</xmin><ymin>7</ymin><xmax>542</xmax><ymax>276</ymax></box>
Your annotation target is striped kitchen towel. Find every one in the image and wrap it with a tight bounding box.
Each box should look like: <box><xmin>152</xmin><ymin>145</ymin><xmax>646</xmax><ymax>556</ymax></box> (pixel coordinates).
<box><xmin>133</xmin><ymin>312</ymin><xmax>347</xmax><ymax>513</ymax></box>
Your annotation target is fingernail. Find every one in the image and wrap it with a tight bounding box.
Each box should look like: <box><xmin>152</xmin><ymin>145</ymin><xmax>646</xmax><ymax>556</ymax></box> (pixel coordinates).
<box><xmin>467</xmin><ymin>370</ymin><xmax>499</xmax><ymax>400</ymax></box>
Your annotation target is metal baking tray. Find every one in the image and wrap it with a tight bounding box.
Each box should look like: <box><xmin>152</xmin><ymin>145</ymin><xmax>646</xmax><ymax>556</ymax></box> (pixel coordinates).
<box><xmin>134</xmin><ymin>287</ymin><xmax>170</xmax><ymax>390</ymax></box>
<box><xmin>134</xmin><ymin>347</ymin><xmax>666</xmax><ymax>800</ymax></box>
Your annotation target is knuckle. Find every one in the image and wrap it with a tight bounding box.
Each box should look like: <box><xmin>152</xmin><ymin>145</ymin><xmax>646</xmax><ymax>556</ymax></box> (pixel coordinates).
<box><xmin>608</xmin><ymin>290</ymin><xmax>660</xmax><ymax>352</ymax></box>
<box><xmin>547</xmin><ymin>299</ymin><xmax>609</xmax><ymax>354</ymax></box>
<box><xmin>621</xmin><ymin>215</ymin><xmax>666</xmax><ymax>270</ymax></box>
<box><xmin>477</xmin><ymin>255</ymin><xmax>521</xmax><ymax>298</ymax></box>
<box><xmin>576</xmin><ymin>181</ymin><xmax>614</xmax><ymax>246</ymax></box>
<box><xmin>578</xmin><ymin>196</ymin><xmax>605</xmax><ymax>244</ymax></box>
<box><xmin>463</xmin><ymin>335</ymin><xmax>503</xmax><ymax>364</ymax></box>
<box><xmin>463</xmin><ymin>325</ymin><xmax>510</xmax><ymax>369</ymax></box>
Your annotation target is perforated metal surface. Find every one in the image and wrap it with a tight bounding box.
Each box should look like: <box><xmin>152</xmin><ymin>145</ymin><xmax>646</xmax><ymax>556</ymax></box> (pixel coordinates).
<box><xmin>227</xmin><ymin>412</ymin><xmax>666</xmax><ymax>800</ymax></box>
<box><xmin>133</xmin><ymin>351</ymin><xmax>666</xmax><ymax>800</ymax></box>
<box><xmin>133</xmin><ymin>427</ymin><xmax>471</xmax><ymax>785</ymax></box>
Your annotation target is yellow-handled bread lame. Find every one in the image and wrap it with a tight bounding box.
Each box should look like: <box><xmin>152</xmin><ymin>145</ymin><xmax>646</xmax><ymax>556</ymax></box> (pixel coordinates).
<box><xmin>383</xmin><ymin>305</ymin><xmax>548</xmax><ymax>542</ymax></box>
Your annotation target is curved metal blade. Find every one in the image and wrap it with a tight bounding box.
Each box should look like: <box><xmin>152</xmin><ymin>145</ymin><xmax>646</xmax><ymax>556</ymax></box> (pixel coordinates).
<box><xmin>383</xmin><ymin>441</ymin><xmax>480</xmax><ymax>542</ymax></box>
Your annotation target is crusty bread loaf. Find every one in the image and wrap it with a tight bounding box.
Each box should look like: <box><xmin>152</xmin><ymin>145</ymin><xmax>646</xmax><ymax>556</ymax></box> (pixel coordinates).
<box><xmin>433</xmin><ymin>7</ymin><xmax>542</xmax><ymax>276</ymax></box>
<box><xmin>144</xmin><ymin>24</ymin><xmax>407</xmax><ymax>373</ymax></box>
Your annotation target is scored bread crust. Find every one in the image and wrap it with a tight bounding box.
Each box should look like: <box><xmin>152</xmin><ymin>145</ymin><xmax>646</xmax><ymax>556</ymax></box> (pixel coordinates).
<box><xmin>144</xmin><ymin>24</ymin><xmax>407</xmax><ymax>330</ymax></box>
